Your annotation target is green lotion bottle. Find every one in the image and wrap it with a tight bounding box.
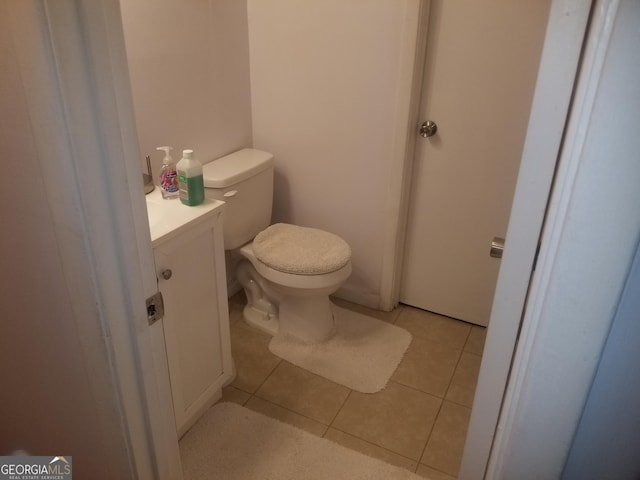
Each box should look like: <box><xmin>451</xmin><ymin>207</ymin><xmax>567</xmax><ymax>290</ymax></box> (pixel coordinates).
<box><xmin>177</xmin><ymin>149</ymin><xmax>205</xmax><ymax>206</ymax></box>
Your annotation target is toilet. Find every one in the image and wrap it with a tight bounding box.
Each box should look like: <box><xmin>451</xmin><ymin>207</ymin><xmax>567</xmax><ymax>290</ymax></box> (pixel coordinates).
<box><xmin>202</xmin><ymin>148</ymin><xmax>352</xmax><ymax>343</ymax></box>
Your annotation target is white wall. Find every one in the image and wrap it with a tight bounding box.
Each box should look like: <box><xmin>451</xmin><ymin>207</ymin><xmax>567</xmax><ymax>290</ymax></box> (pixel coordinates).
<box><xmin>248</xmin><ymin>0</ymin><xmax>419</xmax><ymax>307</ymax></box>
<box><xmin>0</xmin><ymin>2</ymin><xmax>131</xmax><ymax>477</ymax></box>
<box><xmin>120</xmin><ymin>0</ymin><xmax>252</xmax><ymax>176</ymax></box>
<box><xmin>121</xmin><ymin>0</ymin><xmax>423</xmax><ymax>307</ymax></box>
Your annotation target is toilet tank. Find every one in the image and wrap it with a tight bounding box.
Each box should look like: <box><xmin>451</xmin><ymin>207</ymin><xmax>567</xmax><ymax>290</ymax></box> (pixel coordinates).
<box><xmin>202</xmin><ymin>148</ymin><xmax>274</xmax><ymax>249</ymax></box>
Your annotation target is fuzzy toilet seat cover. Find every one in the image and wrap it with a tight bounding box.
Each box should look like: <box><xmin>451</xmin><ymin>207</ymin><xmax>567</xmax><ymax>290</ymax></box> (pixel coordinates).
<box><xmin>252</xmin><ymin>223</ymin><xmax>351</xmax><ymax>275</ymax></box>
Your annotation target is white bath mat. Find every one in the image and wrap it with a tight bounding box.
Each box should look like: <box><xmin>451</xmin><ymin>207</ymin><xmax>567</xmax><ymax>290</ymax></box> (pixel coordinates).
<box><xmin>269</xmin><ymin>305</ymin><xmax>412</xmax><ymax>393</ymax></box>
<box><xmin>180</xmin><ymin>402</ymin><xmax>423</xmax><ymax>480</ymax></box>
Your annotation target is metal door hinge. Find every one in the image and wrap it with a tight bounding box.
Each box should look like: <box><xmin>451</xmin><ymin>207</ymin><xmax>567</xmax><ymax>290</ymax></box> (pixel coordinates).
<box><xmin>146</xmin><ymin>291</ymin><xmax>164</xmax><ymax>325</ymax></box>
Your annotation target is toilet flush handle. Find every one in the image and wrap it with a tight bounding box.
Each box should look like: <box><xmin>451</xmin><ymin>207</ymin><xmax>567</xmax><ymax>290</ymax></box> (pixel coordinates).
<box><xmin>223</xmin><ymin>190</ymin><xmax>238</xmax><ymax>198</ymax></box>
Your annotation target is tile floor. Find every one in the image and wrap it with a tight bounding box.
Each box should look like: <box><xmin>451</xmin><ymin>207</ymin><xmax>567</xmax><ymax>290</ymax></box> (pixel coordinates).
<box><xmin>216</xmin><ymin>294</ymin><xmax>486</xmax><ymax>480</ymax></box>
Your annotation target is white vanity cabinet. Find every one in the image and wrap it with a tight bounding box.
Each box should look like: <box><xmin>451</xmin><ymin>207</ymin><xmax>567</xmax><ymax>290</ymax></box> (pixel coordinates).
<box><xmin>146</xmin><ymin>190</ymin><xmax>232</xmax><ymax>437</ymax></box>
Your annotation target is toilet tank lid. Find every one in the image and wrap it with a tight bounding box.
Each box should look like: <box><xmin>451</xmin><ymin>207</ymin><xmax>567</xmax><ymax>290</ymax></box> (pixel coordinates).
<box><xmin>202</xmin><ymin>148</ymin><xmax>274</xmax><ymax>188</ymax></box>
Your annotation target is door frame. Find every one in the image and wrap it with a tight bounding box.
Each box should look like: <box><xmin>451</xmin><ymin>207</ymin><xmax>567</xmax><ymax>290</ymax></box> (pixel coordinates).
<box><xmin>26</xmin><ymin>0</ymin><xmax>594</xmax><ymax>477</ymax></box>
<box><xmin>483</xmin><ymin>0</ymin><xmax>638</xmax><ymax>476</ymax></box>
<box><xmin>15</xmin><ymin>1</ymin><xmax>183</xmax><ymax>477</ymax></box>
<box><xmin>380</xmin><ymin>0</ymin><xmax>593</xmax><ymax>477</ymax></box>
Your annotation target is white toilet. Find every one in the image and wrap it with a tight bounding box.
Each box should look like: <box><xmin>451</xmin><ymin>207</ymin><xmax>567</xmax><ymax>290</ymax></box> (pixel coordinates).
<box><xmin>202</xmin><ymin>148</ymin><xmax>352</xmax><ymax>343</ymax></box>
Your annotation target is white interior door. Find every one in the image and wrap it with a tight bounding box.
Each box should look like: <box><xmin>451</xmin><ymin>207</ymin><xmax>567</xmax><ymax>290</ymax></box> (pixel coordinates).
<box><xmin>400</xmin><ymin>0</ymin><xmax>551</xmax><ymax>326</ymax></box>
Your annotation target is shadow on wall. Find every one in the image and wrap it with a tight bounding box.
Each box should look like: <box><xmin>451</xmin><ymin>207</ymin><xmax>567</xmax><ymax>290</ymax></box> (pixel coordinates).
<box><xmin>273</xmin><ymin>169</ymin><xmax>292</xmax><ymax>224</ymax></box>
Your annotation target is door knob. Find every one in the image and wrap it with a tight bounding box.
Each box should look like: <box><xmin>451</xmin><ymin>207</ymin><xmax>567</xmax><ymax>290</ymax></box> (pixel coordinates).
<box><xmin>161</xmin><ymin>269</ymin><xmax>173</xmax><ymax>280</ymax></box>
<box><xmin>419</xmin><ymin>120</ymin><xmax>438</xmax><ymax>138</ymax></box>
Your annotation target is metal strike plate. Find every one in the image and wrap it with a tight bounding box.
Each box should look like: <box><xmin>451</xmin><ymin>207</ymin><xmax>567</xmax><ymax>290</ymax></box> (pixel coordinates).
<box><xmin>146</xmin><ymin>291</ymin><xmax>165</xmax><ymax>325</ymax></box>
<box><xmin>490</xmin><ymin>237</ymin><xmax>505</xmax><ymax>258</ymax></box>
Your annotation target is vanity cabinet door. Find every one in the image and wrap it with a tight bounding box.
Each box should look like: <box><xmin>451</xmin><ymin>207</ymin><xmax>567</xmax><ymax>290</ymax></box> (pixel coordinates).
<box><xmin>153</xmin><ymin>216</ymin><xmax>231</xmax><ymax>437</ymax></box>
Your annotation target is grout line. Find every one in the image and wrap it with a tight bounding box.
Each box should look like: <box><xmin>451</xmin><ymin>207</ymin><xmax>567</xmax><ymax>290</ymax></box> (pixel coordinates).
<box><xmin>418</xmin><ymin>462</ymin><xmax>459</xmax><ymax>479</ymax></box>
<box><xmin>221</xmin><ymin>384</ymin><xmax>254</xmax><ymax>404</ymax></box>
<box><xmin>228</xmin><ymin>383</ymin><xmax>253</xmax><ymax>395</ymax></box>
<box><xmin>385</xmin><ymin>378</ymin><xmax>445</xmax><ymax>400</ymax></box>
<box><xmin>328</xmin><ymin>424</ymin><xmax>423</xmax><ymax>465</ymax></box>
<box><xmin>417</xmin><ymin>399</ymin><xmax>443</xmax><ymax>470</ymax></box>
<box><xmin>326</xmin><ymin>388</ymin><xmax>353</xmax><ymax>431</ymax></box>
<box><xmin>245</xmin><ymin>395</ymin><xmax>330</xmax><ymax>436</ymax></box>
<box><xmin>441</xmin><ymin>346</ymin><xmax>465</xmax><ymax>405</ymax></box>
<box><xmin>415</xmin><ymin>350</ymin><xmax>464</xmax><ymax>470</ymax></box>
<box><xmin>251</xmin><ymin>356</ymin><xmax>283</xmax><ymax>395</ymax></box>
<box><xmin>461</xmin><ymin>322</ymin><xmax>474</xmax><ymax>353</ymax></box>
<box><xmin>444</xmin><ymin>397</ymin><xmax>474</xmax><ymax>410</ymax></box>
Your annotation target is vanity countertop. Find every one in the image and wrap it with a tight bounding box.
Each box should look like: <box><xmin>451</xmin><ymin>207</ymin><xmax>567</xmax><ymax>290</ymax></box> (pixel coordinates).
<box><xmin>145</xmin><ymin>188</ymin><xmax>225</xmax><ymax>246</ymax></box>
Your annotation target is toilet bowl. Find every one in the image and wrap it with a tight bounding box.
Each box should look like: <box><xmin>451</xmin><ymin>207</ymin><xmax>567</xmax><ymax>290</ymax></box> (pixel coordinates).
<box><xmin>202</xmin><ymin>149</ymin><xmax>352</xmax><ymax>343</ymax></box>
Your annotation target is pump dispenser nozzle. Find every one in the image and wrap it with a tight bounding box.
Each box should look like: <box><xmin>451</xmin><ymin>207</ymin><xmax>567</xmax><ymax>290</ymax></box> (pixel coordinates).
<box><xmin>157</xmin><ymin>146</ymin><xmax>174</xmax><ymax>164</ymax></box>
<box><xmin>156</xmin><ymin>146</ymin><xmax>179</xmax><ymax>199</ymax></box>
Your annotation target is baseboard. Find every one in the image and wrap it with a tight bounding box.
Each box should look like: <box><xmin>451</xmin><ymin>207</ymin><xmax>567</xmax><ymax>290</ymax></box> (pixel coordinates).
<box><xmin>334</xmin><ymin>282</ymin><xmax>382</xmax><ymax>311</ymax></box>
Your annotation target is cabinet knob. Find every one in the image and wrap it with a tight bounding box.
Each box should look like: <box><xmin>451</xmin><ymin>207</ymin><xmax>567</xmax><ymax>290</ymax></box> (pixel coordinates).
<box><xmin>161</xmin><ymin>269</ymin><xmax>173</xmax><ymax>280</ymax></box>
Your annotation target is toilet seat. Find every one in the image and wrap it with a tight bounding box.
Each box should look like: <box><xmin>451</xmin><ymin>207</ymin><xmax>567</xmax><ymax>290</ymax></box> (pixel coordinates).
<box><xmin>239</xmin><ymin>242</ymin><xmax>352</xmax><ymax>290</ymax></box>
<box><xmin>252</xmin><ymin>223</ymin><xmax>351</xmax><ymax>275</ymax></box>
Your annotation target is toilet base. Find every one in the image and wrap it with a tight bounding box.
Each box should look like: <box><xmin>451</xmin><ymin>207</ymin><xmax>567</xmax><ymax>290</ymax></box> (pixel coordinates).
<box><xmin>237</xmin><ymin>259</ymin><xmax>280</xmax><ymax>336</ymax></box>
<box><xmin>278</xmin><ymin>294</ymin><xmax>336</xmax><ymax>343</ymax></box>
<box><xmin>243</xmin><ymin>303</ymin><xmax>279</xmax><ymax>336</ymax></box>
<box><xmin>236</xmin><ymin>259</ymin><xmax>337</xmax><ymax>343</ymax></box>
<box><xmin>243</xmin><ymin>294</ymin><xmax>336</xmax><ymax>343</ymax></box>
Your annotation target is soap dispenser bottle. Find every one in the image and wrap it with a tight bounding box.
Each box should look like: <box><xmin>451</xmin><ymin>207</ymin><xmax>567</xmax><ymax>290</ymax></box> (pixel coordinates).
<box><xmin>176</xmin><ymin>149</ymin><xmax>204</xmax><ymax>206</ymax></box>
<box><xmin>157</xmin><ymin>146</ymin><xmax>179</xmax><ymax>199</ymax></box>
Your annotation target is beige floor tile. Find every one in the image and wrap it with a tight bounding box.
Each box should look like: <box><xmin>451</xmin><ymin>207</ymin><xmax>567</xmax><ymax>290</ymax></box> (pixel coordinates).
<box><xmin>463</xmin><ymin>325</ymin><xmax>487</xmax><ymax>355</ymax></box>
<box><xmin>446</xmin><ymin>352</ymin><xmax>481</xmax><ymax>407</ymax></box>
<box><xmin>230</xmin><ymin>322</ymin><xmax>281</xmax><ymax>393</ymax></box>
<box><xmin>396</xmin><ymin>307</ymin><xmax>471</xmax><ymax>349</ymax></box>
<box><xmin>324</xmin><ymin>428</ymin><xmax>418</xmax><ymax>472</ymax></box>
<box><xmin>421</xmin><ymin>401</ymin><xmax>471</xmax><ymax>477</ymax></box>
<box><xmin>256</xmin><ymin>361</ymin><xmax>350</xmax><ymax>424</ymax></box>
<box><xmin>245</xmin><ymin>396</ymin><xmax>328</xmax><ymax>437</ymax></box>
<box><xmin>219</xmin><ymin>385</ymin><xmax>251</xmax><ymax>405</ymax></box>
<box><xmin>228</xmin><ymin>306</ymin><xmax>243</xmax><ymax>327</ymax></box>
<box><xmin>226</xmin><ymin>293</ymin><xmax>478</xmax><ymax>478</ymax></box>
<box><xmin>332</xmin><ymin>381</ymin><xmax>441</xmax><ymax>460</ymax></box>
<box><xmin>227</xmin><ymin>304</ymin><xmax>244</xmax><ymax>327</ymax></box>
<box><xmin>416</xmin><ymin>463</ymin><xmax>457</xmax><ymax>480</ymax></box>
<box><xmin>332</xmin><ymin>297</ymin><xmax>403</xmax><ymax>324</ymax></box>
<box><xmin>392</xmin><ymin>336</ymin><xmax>461</xmax><ymax>398</ymax></box>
